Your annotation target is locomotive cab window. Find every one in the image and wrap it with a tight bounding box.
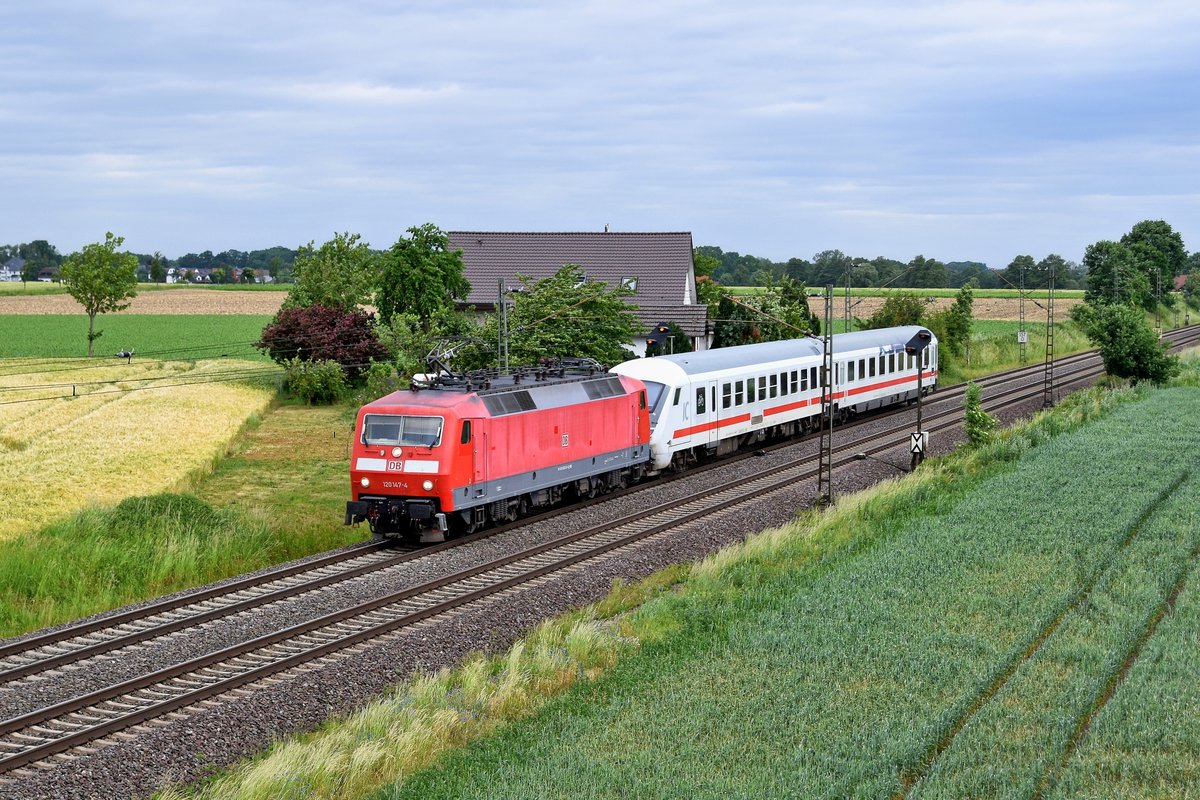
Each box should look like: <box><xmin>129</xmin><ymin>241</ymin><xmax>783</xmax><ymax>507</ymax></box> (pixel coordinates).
<box><xmin>362</xmin><ymin>414</ymin><xmax>444</xmax><ymax>448</ymax></box>
<box><xmin>673</xmin><ymin>387</ymin><xmax>681</xmax><ymax>406</ymax></box>
<box><xmin>460</xmin><ymin>420</ymin><xmax>471</xmax><ymax>444</ymax></box>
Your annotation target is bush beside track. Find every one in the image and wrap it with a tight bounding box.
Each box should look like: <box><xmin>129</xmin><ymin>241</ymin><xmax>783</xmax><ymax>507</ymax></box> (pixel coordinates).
<box><xmin>159</xmin><ymin>360</ymin><xmax>1200</xmax><ymax>800</ymax></box>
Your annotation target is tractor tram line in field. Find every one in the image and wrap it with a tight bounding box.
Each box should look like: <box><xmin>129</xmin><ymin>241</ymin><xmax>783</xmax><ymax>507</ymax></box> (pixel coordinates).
<box><xmin>0</xmin><ymin>327</ymin><xmax>1198</xmax><ymax>794</ymax></box>
<box><xmin>895</xmin><ymin>471</ymin><xmax>1194</xmax><ymax>798</ymax></box>
<box><xmin>0</xmin><ymin>335</ymin><xmax>1169</xmax><ymax>782</ymax></box>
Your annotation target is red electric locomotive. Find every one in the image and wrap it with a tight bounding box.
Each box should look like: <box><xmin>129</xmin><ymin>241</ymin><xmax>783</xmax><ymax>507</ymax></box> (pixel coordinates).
<box><xmin>346</xmin><ymin>364</ymin><xmax>652</xmax><ymax>542</ymax></box>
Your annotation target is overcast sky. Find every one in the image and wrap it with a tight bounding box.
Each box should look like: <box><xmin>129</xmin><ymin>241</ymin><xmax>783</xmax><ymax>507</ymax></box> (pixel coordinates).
<box><xmin>2</xmin><ymin>1</ymin><xmax>1198</xmax><ymax>269</ymax></box>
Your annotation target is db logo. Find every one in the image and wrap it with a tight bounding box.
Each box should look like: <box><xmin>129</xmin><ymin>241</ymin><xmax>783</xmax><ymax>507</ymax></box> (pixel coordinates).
<box><xmin>387</xmin><ymin>460</ymin><xmax>404</xmax><ymax>471</ymax></box>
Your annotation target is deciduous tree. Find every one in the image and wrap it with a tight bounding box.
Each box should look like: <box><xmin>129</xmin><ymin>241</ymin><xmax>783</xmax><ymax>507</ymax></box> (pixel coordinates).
<box><xmin>375</xmin><ymin>224</ymin><xmax>471</xmax><ymax>327</ymax></box>
<box><xmin>60</xmin><ymin>232</ymin><xmax>139</xmax><ymax>357</ymax></box>
<box><xmin>1071</xmin><ymin>302</ymin><xmax>1179</xmax><ymax>384</ymax></box>
<box><xmin>284</xmin><ymin>232</ymin><xmax>377</xmax><ymax>311</ymax></box>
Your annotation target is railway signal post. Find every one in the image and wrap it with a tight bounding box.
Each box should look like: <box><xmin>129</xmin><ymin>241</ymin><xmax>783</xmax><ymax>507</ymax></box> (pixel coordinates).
<box><xmin>905</xmin><ymin>329</ymin><xmax>933</xmax><ymax>470</ymax></box>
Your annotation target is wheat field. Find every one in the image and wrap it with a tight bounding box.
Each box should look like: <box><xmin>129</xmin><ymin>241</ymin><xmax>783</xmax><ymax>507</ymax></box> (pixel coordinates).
<box><xmin>0</xmin><ymin>358</ymin><xmax>277</xmax><ymax>539</ymax></box>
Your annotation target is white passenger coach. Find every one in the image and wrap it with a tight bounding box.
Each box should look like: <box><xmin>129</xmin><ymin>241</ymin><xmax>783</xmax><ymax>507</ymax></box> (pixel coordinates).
<box><xmin>611</xmin><ymin>326</ymin><xmax>937</xmax><ymax>473</ymax></box>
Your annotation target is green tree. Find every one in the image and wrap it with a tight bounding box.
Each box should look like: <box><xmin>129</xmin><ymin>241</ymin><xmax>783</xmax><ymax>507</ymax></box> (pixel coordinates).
<box><xmin>20</xmin><ymin>260</ymin><xmax>39</xmax><ymax>287</ymax></box>
<box><xmin>1071</xmin><ymin>302</ymin><xmax>1179</xmax><ymax>384</ymax></box>
<box><xmin>1184</xmin><ymin>273</ymin><xmax>1200</xmax><ymax>310</ymax></box>
<box><xmin>240</xmin><ymin>267</ymin><xmax>256</xmax><ymax>284</ymax></box>
<box><xmin>285</xmin><ymin>232</ymin><xmax>377</xmax><ymax>311</ymax></box>
<box><xmin>1121</xmin><ymin>219</ymin><xmax>1187</xmax><ymax>277</ymax></box>
<box><xmin>1000</xmin><ymin>255</ymin><xmax>1036</xmax><ymax>290</ymax></box>
<box><xmin>375</xmin><ymin>224</ymin><xmax>471</xmax><ymax>327</ymax></box>
<box><xmin>460</xmin><ymin>265</ymin><xmax>640</xmax><ymax>369</ymax></box>
<box><xmin>60</xmin><ymin>232</ymin><xmax>139</xmax><ymax>357</ymax></box>
<box><xmin>1083</xmin><ymin>240</ymin><xmax>1149</xmax><ymax>308</ymax></box>
<box><xmin>963</xmin><ymin>381</ymin><xmax>998</xmax><ymax>446</ymax></box>
<box><xmin>907</xmin><ymin>254</ymin><xmax>949</xmax><ymax>288</ymax></box>
<box><xmin>692</xmin><ymin>249</ymin><xmax>720</xmax><ymax>281</ymax></box>
<box><xmin>149</xmin><ymin>252</ymin><xmax>166</xmax><ymax>283</ymax></box>
<box><xmin>863</xmin><ymin>293</ymin><xmax>926</xmax><ymax>329</ymax></box>
<box><xmin>711</xmin><ymin>278</ymin><xmax>818</xmax><ymax>347</ymax></box>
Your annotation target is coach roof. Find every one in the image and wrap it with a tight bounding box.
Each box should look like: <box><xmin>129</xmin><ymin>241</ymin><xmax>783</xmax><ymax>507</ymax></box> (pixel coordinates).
<box><xmin>621</xmin><ymin>326</ymin><xmax>931</xmax><ymax>377</ymax></box>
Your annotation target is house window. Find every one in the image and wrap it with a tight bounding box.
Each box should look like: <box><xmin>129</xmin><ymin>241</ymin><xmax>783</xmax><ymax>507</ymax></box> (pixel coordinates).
<box><xmin>621</xmin><ymin>276</ymin><xmax>638</xmax><ymax>291</ymax></box>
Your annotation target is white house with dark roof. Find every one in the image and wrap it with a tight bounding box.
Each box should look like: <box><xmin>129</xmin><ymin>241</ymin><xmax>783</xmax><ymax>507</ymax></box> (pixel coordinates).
<box><xmin>0</xmin><ymin>257</ymin><xmax>25</xmax><ymax>282</ymax></box>
<box><xmin>448</xmin><ymin>231</ymin><xmax>710</xmax><ymax>356</ymax></box>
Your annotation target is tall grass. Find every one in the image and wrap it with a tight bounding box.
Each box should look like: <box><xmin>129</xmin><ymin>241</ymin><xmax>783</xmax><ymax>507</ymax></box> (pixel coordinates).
<box><xmin>0</xmin><ymin>493</ymin><xmax>358</xmax><ymax>636</ymax></box>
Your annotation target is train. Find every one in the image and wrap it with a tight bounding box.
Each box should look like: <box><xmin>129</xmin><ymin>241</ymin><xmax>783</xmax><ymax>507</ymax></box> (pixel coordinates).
<box><xmin>345</xmin><ymin>326</ymin><xmax>937</xmax><ymax>542</ymax></box>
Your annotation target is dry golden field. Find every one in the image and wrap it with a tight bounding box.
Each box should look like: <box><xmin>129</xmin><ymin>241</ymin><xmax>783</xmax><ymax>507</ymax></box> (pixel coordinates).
<box><xmin>0</xmin><ymin>289</ymin><xmax>285</xmax><ymax>316</ymax></box>
<box><xmin>0</xmin><ymin>359</ymin><xmax>277</xmax><ymax>539</ymax></box>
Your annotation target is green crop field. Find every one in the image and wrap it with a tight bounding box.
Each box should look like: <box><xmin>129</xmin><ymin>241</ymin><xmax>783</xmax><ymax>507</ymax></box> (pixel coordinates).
<box><xmin>0</xmin><ymin>314</ymin><xmax>274</xmax><ymax>360</ymax></box>
<box><xmin>374</xmin><ymin>389</ymin><xmax>1200</xmax><ymax>800</ymax></box>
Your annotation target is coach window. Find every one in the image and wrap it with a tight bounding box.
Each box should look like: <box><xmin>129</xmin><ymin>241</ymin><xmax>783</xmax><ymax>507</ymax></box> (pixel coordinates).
<box><xmin>800</xmin><ymin>369</ymin><xmax>808</xmax><ymax>392</ymax></box>
<box><xmin>790</xmin><ymin>370</ymin><xmax>798</xmax><ymax>393</ymax></box>
<box><xmin>869</xmin><ymin>358</ymin><xmax>876</xmax><ymax>378</ymax></box>
<box><xmin>673</xmin><ymin>387</ymin><xmax>681</xmax><ymax>406</ymax></box>
<box><xmin>736</xmin><ymin>380</ymin><xmax>745</xmax><ymax>406</ymax></box>
<box><xmin>889</xmin><ymin>353</ymin><xmax>895</xmax><ymax>373</ymax></box>
<box><xmin>696</xmin><ymin>387</ymin><xmax>706</xmax><ymax>414</ymax></box>
<box><xmin>722</xmin><ymin>383</ymin><xmax>732</xmax><ymax>409</ymax></box>
<box><xmin>747</xmin><ymin>379</ymin><xmax>756</xmax><ymax>404</ymax></box>
<box><xmin>848</xmin><ymin>361</ymin><xmax>856</xmax><ymax>382</ymax></box>
<box><xmin>810</xmin><ymin>367</ymin><xmax>817</xmax><ymax>390</ymax></box>
<box><xmin>858</xmin><ymin>359</ymin><xmax>866</xmax><ymax>379</ymax></box>
<box><xmin>769</xmin><ymin>374</ymin><xmax>778</xmax><ymax>398</ymax></box>
<box><xmin>878</xmin><ymin>355</ymin><xmax>884</xmax><ymax>375</ymax></box>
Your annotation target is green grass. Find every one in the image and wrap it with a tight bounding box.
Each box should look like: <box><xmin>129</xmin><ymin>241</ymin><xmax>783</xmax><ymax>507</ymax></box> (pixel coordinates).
<box><xmin>0</xmin><ymin>314</ymin><xmax>274</xmax><ymax>359</ymax></box>
<box><xmin>368</xmin><ymin>387</ymin><xmax>1200</xmax><ymax>800</ymax></box>
<box><xmin>0</xmin><ymin>493</ymin><xmax>355</xmax><ymax>637</ymax></box>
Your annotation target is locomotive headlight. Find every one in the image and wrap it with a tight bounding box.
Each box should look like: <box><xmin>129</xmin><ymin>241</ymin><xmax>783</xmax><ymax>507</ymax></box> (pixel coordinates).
<box><xmin>422</xmin><ymin>479</ymin><xmax>434</xmax><ymax>491</ymax></box>
<box><xmin>360</xmin><ymin>477</ymin><xmax>371</xmax><ymax>488</ymax></box>
<box><xmin>392</xmin><ymin>447</ymin><xmax>402</xmax><ymax>457</ymax></box>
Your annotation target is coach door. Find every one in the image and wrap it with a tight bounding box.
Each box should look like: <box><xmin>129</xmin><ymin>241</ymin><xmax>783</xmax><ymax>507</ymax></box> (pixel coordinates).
<box><xmin>701</xmin><ymin>381</ymin><xmax>720</xmax><ymax>449</ymax></box>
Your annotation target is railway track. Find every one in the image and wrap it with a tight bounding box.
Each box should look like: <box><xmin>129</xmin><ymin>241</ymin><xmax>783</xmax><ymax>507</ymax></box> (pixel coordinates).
<box><xmin>1</xmin><ymin>326</ymin><xmax>1197</xmax><ymax>777</ymax></box>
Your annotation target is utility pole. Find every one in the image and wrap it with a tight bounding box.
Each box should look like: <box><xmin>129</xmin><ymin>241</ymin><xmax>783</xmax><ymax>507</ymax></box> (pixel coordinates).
<box><xmin>1156</xmin><ymin>270</ymin><xmax>1163</xmax><ymax>337</ymax></box>
<box><xmin>1043</xmin><ymin>261</ymin><xmax>1056</xmax><ymax>409</ymax></box>
<box><xmin>844</xmin><ymin>269</ymin><xmax>851</xmax><ymax>333</ymax></box>
<box><xmin>818</xmin><ymin>285</ymin><xmax>834</xmax><ymax>508</ymax></box>
<box><xmin>1018</xmin><ymin>264</ymin><xmax>1027</xmax><ymax>364</ymax></box>
<box><xmin>497</xmin><ymin>278</ymin><xmax>509</xmax><ymax>372</ymax></box>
